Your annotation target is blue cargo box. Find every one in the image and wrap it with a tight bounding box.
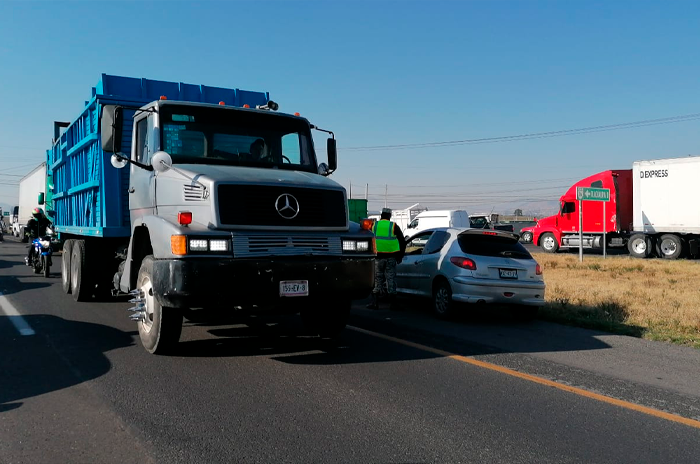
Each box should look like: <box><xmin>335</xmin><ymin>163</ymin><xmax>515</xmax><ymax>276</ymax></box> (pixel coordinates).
<box><xmin>47</xmin><ymin>74</ymin><xmax>269</xmax><ymax>237</ymax></box>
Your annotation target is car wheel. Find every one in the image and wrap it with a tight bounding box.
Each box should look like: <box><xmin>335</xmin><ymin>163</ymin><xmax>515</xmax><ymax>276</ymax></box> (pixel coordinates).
<box><xmin>520</xmin><ymin>231</ymin><xmax>533</xmax><ymax>243</ymax></box>
<box><xmin>656</xmin><ymin>234</ymin><xmax>683</xmax><ymax>260</ymax></box>
<box><xmin>540</xmin><ymin>233</ymin><xmax>559</xmax><ymax>253</ymax></box>
<box><xmin>433</xmin><ymin>280</ymin><xmax>454</xmax><ymax>319</ymax></box>
<box><xmin>627</xmin><ymin>234</ymin><xmax>651</xmax><ymax>259</ymax></box>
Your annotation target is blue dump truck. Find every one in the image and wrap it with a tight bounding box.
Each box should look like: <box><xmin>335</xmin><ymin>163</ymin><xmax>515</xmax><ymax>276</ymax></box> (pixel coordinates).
<box><xmin>48</xmin><ymin>74</ymin><xmax>375</xmax><ymax>354</ymax></box>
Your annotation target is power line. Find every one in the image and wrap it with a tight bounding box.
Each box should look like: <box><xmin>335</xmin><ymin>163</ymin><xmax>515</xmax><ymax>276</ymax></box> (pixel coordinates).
<box><xmin>342</xmin><ymin>112</ymin><xmax>700</xmax><ymax>151</ymax></box>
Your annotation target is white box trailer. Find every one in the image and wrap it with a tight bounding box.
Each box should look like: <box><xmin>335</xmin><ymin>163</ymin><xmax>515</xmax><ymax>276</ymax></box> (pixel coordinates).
<box><xmin>16</xmin><ymin>162</ymin><xmax>47</xmax><ymax>240</ymax></box>
<box><xmin>633</xmin><ymin>156</ymin><xmax>700</xmax><ymax>234</ymax></box>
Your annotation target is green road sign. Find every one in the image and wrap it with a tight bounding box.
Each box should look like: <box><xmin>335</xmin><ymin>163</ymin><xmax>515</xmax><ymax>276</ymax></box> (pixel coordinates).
<box><xmin>576</xmin><ymin>187</ymin><xmax>610</xmax><ymax>202</ymax></box>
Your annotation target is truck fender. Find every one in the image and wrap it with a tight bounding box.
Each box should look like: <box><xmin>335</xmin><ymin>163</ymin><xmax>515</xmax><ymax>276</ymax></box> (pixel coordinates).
<box><xmin>120</xmin><ymin>215</ymin><xmax>191</xmax><ymax>292</ymax></box>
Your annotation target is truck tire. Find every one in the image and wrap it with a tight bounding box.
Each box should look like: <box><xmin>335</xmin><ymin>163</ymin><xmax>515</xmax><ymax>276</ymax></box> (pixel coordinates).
<box><xmin>71</xmin><ymin>240</ymin><xmax>92</xmax><ymax>302</ymax></box>
<box><xmin>656</xmin><ymin>234</ymin><xmax>683</xmax><ymax>260</ymax></box>
<box><xmin>137</xmin><ymin>256</ymin><xmax>183</xmax><ymax>354</ymax></box>
<box><xmin>540</xmin><ymin>233</ymin><xmax>559</xmax><ymax>253</ymax></box>
<box><xmin>628</xmin><ymin>234</ymin><xmax>652</xmax><ymax>259</ymax></box>
<box><xmin>61</xmin><ymin>239</ymin><xmax>73</xmax><ymax>293</ymax></box>
<box><xmin>301</xmin><ymin>300</ymin><xmax>350</xmax><ymax>339</ymax></box>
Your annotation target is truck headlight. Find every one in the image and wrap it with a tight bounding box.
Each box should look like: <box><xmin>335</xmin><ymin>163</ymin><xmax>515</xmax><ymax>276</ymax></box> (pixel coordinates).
<box><xmin>342</xmin><ymin>240</ymin><xmax>371</xmax><ymax>252</ymax></box>
<box><xmin>189</xmin><ymin>239</ymin><xmax>208</xmax><ymax>251</ymax></box>
<box><xmin>209</xmin><ymin>240</ymin><xmax>229</xmax><ymax>252</ymax></box>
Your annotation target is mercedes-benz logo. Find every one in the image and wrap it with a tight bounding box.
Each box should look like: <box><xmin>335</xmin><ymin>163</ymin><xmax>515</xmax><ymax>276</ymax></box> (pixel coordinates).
<box><xmin>275</xmin><ymin>193</ymin><xmax>300</xmax><ymax>219</ymax></box>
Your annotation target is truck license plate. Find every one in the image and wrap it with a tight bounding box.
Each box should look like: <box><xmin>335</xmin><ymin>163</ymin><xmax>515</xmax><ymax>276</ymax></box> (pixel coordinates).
<box><xmin>280</xmin><ymin>280</ymin><xmax>309</xmax><ymax>297</ymax></box>
<box><xmin>498</xmin><ymin>269</ymin><xmax>518</xmax><ymax>279</ymax></box>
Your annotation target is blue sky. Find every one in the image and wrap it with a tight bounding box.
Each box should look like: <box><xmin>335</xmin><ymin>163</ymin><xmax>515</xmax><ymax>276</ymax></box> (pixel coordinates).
<box><xmin>1</xmin><ymin>0</ymin><xmax>699</xmax><ymax>215</ymax></box>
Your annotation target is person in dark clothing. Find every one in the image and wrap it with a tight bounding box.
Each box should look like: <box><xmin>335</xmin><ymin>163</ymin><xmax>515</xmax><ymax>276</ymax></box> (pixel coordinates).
<box><xmin>25</xmin><ymin>207</ymin><xmax>51</xmax><ymax>266</ymax></box>
<box><xmin>367</xmin><ymin>208</ymin><xmax>407</xmax><ymax>310</ymax></box>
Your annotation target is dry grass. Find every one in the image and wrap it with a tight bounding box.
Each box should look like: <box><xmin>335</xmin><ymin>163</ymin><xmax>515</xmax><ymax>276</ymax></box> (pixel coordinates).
<box><xmin>534</xmin><ymin>252</ymin><xmax>700</xmax><ymax>348</ymax></box>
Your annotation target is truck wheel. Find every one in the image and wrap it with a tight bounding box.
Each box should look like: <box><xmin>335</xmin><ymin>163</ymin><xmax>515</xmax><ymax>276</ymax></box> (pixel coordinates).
<box><xmin>540</xmin><ymin>233</ymin><xmax>559</xmax><ymax>253</ymax></box>
<box><xmin>301</xmin><ymin>300</ymin><xmax>350</xmax><ymax>339</ymax></box>
<box><xmin>71</xmin><ymin>240</ymin><xmax>91</xmax><ymax>302</ymax></box>
<box><xmin>137</xmin><ymin>256</ymin><xmax>183</xmax><ymax>354</ymax></box>
<box><xmin>61</xmin><ymin>240</ymin><xmax>73</xmax><ymax>293</ymax></box>
<box><xmin>628</xmin><ymin>234</ymin><xmax>651</xmax><ymax>258</ymax></box>
<box><xmin>656</xmin><ymin>234</ymin><xmax>683</xmax><ymax>260</ymax></box>
<box><xmin>433</xmin><ymin>280</ymin><xmax>454</xmax><ymax>319</ymax></box>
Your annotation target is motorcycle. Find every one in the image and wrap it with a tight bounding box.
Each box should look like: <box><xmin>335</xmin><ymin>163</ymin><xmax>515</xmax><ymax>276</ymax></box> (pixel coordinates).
<box><xmin>27</xmin><ymin>226</ymin><xmax>55</xmax><ymax>278</ymax></box>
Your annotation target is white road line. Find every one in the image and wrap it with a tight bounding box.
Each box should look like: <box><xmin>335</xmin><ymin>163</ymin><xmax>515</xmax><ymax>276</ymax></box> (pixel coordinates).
<box><xmin>0</xmin><ymin>291</ymin><xmax>35</xmax><ymax>336</ymax></box>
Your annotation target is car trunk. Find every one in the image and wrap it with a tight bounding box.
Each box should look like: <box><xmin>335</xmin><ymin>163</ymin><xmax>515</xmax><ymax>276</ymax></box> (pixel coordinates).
<box><xmin>456</xmin><ymin>231</ymin><xmax>535</xmax><ymax>281</ymax></box>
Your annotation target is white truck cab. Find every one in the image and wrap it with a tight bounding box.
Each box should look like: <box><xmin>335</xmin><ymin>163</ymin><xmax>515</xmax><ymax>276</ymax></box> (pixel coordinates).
<box><xmin>405</xmin><ymin>210</ymin><xmax>470</xmax><ymax>238</ymax></box>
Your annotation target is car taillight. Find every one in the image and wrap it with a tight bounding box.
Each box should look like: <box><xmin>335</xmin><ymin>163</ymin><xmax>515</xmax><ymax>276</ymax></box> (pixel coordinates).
<box><xmin>450</xmin><ymin>257</ymin><xmax>477</xmax><ymax>270</ymax></box>
<box><xmin>536</xmin><ymin>263</ymin><xmax>542</xmax><ymax>275</ymax></box>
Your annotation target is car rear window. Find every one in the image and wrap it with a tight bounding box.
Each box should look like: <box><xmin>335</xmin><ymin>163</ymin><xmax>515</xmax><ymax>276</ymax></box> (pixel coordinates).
<box><xmin>457</xmin><ymin>234</ymin><xmax>533</xmax><ymax>259</ymax></box>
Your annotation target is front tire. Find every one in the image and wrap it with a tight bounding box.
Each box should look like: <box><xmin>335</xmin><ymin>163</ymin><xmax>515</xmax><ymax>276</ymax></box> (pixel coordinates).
<box><xmin>61</xmin><ymin>240</ymin><xmax>73</xmax><ymax>293</ymax></box>
<box><xmin>628</xmin><ymin>234</ymin><xmax>652</xmax><ymax>259</ymax></box>
<box><xmin>43</xmin><ymin>255</ymin><xmax>50</xmax><ymax>278</ymax></box>
<box><xmin>656</xmin><ymin>234</ymin><xmax>683</xmax><ymax>260</ymax></box>
<box><xmin>137</xmin><ymin>256</ymin><xmax>183</xmax><ymax>354</ymax></box>
<box><xmin>540</xmin><ymin>233</ymin><xmax>559</xmax><ymax>253</ymax></box>
<box><xmin>433</xmin><ymin>280</ymin><xmax>454</xmax><ymax>319</ymax></box>
<box><xmin>520</xmin><ymin>231</ymin><xmax>533</xmax><ymax>243</ymax></box>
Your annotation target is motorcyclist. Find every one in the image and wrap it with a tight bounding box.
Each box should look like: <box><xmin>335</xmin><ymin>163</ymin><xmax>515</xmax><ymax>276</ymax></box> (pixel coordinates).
<box><xmin>25</xmin><ymin>207</ymin><xmax>51</xmax><ymax>266</ymax></box>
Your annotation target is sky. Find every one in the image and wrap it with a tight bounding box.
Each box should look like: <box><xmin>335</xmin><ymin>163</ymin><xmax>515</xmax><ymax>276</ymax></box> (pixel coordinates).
<box><xmin>1</xmin><ymin>0</ymin><xmax>699</xmax><ymax>216</ymax></box>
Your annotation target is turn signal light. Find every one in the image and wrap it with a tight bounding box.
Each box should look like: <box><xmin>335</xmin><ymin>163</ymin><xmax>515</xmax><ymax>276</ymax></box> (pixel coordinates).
<box><xmin>178</xmin><ymin>211</ymin><xmax>192</xmax><ymax>225</ymax></box>
<box><xmin>219</xmin><ymin>101</ymin><xmax>225</xmax><ymax>106</ymax></box>
<box><xmin>160</xmin><ymin>95</ymin><xmax>167</xmax><ymax>100</ymax></box>
<box><xmin>360</xmin><ymin>218</ymin><xmax>374</xmax><ymax>230</ymax></box>
<box><xmin>536</xmin><ymin>264</ymin><xmax>542</xmax><ymax>275</ymax></box>
<box><xmin>450</xmin><ymin>257</ymin><xmax>477</xmax><ymax>270</ymax></box>
<box><xmin>243</xmin><ymin>104</ymin><xmax>250</xmax><ymax>108</ymax></box>
<box><xmin>294</xmin><ymin>112</ymin><xmax>301</xmax><ymax>116</ymax></box>
<box><xmin>171</xmin><ymin>235</ymin><xmax>187</xmax><ymax>255</ymax></box>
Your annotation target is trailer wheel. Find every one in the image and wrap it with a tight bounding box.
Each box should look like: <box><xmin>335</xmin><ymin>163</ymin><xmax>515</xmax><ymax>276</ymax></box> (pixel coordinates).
<box><xmin>71</xmin><ymin>240</ymin><xmax>91</xmax><ymax>302</ymax></box>
<box><xmin>301</xmin><ymin>299</ymin><xmax>350</xmax><ymax>339</ymax></box>
<box><xmin>61</xmin><ymin>240</ymin><xmax>73</xmax><ymax>293</ymax></box>
<box><xmin>137</xmin><ymin>256</ymin><xmax>183</xmax><ymax>354</ymax></box>
<box><xmin>656</xmin><ymin>234</ymin><xmax>683</xmax><ymax>260</ymax></box>
<box><xmin>628</xmin><ymin>234</ymin><xmax>652</xmax><ymax>259</ymax></box>
<box><xmin>540</xmin><ymin>233</ymin><xmax>559</xmax><ymax>253</ymax></box>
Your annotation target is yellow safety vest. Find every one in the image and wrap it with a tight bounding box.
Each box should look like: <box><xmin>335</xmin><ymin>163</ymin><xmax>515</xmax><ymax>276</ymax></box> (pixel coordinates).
<box><xmin>374</xmin><ymin>220</ymin><xmax>400</xmax><ymax>253</ymax></box>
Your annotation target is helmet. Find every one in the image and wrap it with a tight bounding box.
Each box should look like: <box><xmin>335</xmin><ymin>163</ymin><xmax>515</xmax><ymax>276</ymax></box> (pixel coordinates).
<box><xmin>32</xmin><ymin>207</ymin><xmax>44</xmax><ymax>218</ymax></box>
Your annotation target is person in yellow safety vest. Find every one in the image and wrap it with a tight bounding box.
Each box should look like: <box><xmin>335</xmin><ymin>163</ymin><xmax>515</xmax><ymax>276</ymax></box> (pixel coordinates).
<box><xmin>367</xmin><ymin>208</ymin><xmax>406</xmax><ymax>310</ymax></box>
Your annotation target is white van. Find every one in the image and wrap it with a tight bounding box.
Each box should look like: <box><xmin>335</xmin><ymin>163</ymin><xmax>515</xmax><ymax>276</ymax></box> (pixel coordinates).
<box><xmin>404</xmin><ymin>210</ymin><xmax>470</xmax><ymax>238</ymax></box>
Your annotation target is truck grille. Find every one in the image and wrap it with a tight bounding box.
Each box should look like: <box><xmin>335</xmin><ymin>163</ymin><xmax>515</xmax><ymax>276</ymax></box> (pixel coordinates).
<box><xmin>233</xmin><ymin>235</ymin><xmax>342</xmax><ymax>257</ymax></box>
<box><xmin>217</xmin><ymin>185</ymin><xmax>346</xmax><ymax>227</ymax></box>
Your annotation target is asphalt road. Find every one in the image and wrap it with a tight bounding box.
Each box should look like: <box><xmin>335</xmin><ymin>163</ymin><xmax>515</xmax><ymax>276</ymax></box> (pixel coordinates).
<box><xmin>2</xmin><ymin>237</ymin><xmax>700</xmax><ymax>463</ymax></box>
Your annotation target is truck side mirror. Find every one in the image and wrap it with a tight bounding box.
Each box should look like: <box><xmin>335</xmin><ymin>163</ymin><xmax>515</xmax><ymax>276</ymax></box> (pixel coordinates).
<box><xmin>38</xmin><ymin>192</ymin><xmax>45</xmax><ymax>205</ymax></box>
<box><xmin>101</xmin><ymin>105</ymin><xmax>123</xmax><ymax>154</ymax></box>
<box><xmin>327</xmin><ymin>138</ymin><xmax>337</xmax><ymax>173</ymax></box>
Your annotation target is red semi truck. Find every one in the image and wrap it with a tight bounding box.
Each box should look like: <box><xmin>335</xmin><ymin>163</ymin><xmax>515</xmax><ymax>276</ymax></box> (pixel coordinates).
<box><xmin>520</xmin><ymin>156</ymin><xmax>700</xmax><ymax>259</ymax></box>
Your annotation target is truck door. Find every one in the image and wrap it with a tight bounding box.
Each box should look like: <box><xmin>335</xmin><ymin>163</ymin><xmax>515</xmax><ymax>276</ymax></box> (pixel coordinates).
<box><xmin>560</xmin><ymin>200</ymin><xmax>577</xmax><ymax>232</ymax></box>
<box><xmin>129</xmin><ymin>116</ymin><xmax>156</xmax><ymax>218</ymax></box>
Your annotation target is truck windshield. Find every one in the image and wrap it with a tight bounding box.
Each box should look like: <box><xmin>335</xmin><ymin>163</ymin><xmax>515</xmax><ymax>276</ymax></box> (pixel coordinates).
<box><xmin>159</xmin><ymin>106</ymin><xmax>317</xmax><ymax>172</ymax></box>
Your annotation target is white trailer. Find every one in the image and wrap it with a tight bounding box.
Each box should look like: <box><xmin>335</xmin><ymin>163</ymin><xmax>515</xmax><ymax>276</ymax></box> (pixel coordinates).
<box><xmin>16</xmin><ymin>163</ymin><xmax>46</xmax><ymax>241</ymax></box>
<box><xmin>632</xmin><ymin>156</ymin><xmax>700</xmax><ymax>258</ymax></box>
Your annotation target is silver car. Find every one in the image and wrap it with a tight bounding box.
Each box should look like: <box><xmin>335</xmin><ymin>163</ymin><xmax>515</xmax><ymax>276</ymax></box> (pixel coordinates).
<box><xmin>396</xmin><ymin>228</ymin><xmax>545</xmax><ymax>319</ymax></box>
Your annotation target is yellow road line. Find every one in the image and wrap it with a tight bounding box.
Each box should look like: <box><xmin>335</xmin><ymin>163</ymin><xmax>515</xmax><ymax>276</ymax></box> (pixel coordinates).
<box><xmin>348</xmin><ymin>325</ymin><xmax>700</xmax><ymax>430</ymax></box>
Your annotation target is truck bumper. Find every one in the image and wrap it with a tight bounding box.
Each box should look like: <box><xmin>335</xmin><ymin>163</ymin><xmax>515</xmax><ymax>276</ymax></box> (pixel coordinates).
<box><xmin>151</xmin><ymin>256</ymin><xmax>375</xmax><ymax>309</ymax></box>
